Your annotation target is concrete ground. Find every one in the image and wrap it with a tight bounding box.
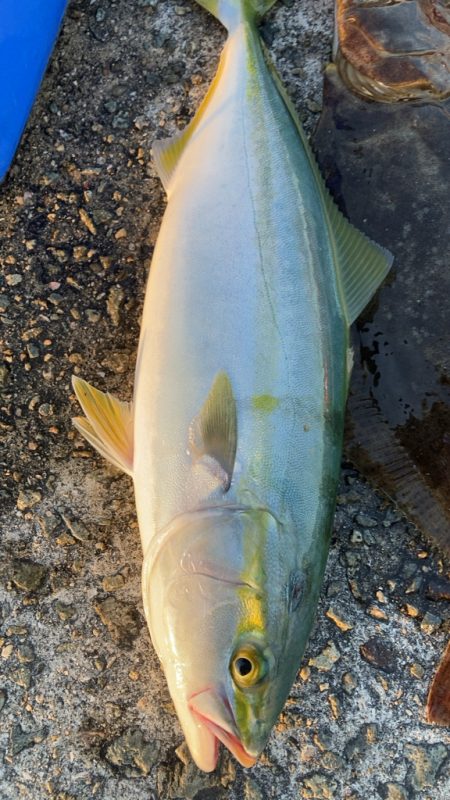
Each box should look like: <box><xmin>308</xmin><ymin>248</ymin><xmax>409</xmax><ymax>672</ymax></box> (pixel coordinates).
<box><xmin>0</xmin><ymin>1</ymin><xmax>449</xmax><ymax>798</ymax></box>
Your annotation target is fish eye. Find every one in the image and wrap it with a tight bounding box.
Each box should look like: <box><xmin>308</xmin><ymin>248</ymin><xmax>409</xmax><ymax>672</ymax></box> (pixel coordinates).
<box><xmin>230</xmin><ymin>644</ymin><xmax>267</xmax><ymax>688</ymax></box>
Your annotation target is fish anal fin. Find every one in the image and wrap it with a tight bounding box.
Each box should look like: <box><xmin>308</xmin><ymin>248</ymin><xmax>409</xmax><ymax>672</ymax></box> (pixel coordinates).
<box><xmin>189</xmin><ymin>372</ymin><xmax>237</xmax><ymax>491</ymax></box>
<box><xmin>72</xmin><ymin>376</ymin><xmax>134</xmax><ymax>477</ymax></box>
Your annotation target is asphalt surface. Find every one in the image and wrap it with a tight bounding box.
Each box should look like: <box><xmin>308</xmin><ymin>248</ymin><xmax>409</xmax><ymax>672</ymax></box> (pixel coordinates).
<box><xmin>0</xmin><ymin>1</ymin><xmax>449</xmax><ymax>799</ymax></box>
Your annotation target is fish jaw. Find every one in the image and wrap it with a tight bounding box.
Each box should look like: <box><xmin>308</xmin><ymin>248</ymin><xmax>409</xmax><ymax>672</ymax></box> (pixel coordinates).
<box><xmin>188</xmin><ymin>688</ymin><xmax>258</xmax><ymax>769</ymax></box>
<box><xmin>182</xmin><ymin>708</ymin><xmax>220</xmax><ymax>772</ymax></box>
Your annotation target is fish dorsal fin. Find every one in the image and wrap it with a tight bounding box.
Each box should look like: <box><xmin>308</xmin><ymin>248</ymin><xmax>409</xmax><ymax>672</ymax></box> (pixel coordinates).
<box><xmin>72</xmin><ymin>376</ymin><xmax>134</xmax><ymax>477</ymax></box>
<box><xmin>152</xmin><ymin>129</ymin><xmax>192</xmax><ymax>194</ymax></box>
<box><xmin>264</xmin><ymin>55</ymin><xmax>393</xmax><ymax>325</ymax></box>
<box><xmin>152</xmin><ymin>40</ymin><xmax>229</xmax><ymax>194</ymax></box>
<box><xmin>189</xmin><ymin>372</ymin><xmax>237</xmax><ymax>491</ymax></box>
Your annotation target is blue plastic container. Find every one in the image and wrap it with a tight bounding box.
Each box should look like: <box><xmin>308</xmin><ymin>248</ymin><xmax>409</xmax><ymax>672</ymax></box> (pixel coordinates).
<box><xmin>0</xmin><ymin>0</ymin><xmax>68</xmax><ymax>181</ymax></box>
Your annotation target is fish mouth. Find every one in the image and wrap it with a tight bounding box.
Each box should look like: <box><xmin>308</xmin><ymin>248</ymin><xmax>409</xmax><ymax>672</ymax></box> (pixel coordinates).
<box><xmin>188</xmin><ymin>689</ymin><xmax>257</xmax><ymax>769</ymax></box>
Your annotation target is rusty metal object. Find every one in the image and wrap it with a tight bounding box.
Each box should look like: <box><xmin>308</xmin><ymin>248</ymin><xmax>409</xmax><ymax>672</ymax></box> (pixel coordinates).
<box><xmin>334</xmin><ymin>0</ymin><xmax>450</xmax><ymax>100</ymax></box>
<box><xmin>427</xmin><ymin>641</ymin><xmax>450</xmax><ymax>724</ymax></box>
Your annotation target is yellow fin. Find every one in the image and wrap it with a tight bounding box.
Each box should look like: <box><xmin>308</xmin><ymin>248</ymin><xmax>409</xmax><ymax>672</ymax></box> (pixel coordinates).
<box><xmin>152</xmin><ymin>40</ymin><xmax>228</xmax><ymax>194</ymax></box>
<box><xmin>189</xmin><ymin>372</ymin><xmax>237</xmax><ymax>491</ymax></box>
<box><xmin>72</xmin><ymin>376</ymin><xmax>134</xmax><ymax>476</ymax></box>
<box><xmin>264</xmin><ymin>54</ymin><xmax>393</xmax><ymax>325</ymax></box>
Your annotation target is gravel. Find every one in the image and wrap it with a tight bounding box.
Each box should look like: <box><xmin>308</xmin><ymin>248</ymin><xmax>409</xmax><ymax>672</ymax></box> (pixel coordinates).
<box><xmin>0</xmin><ymin>1</ymin><xmax>449</xmax><ymax>799</ymax></box>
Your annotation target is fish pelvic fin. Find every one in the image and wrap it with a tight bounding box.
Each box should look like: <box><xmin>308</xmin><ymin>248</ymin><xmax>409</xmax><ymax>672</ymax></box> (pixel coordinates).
<box><xmin>72</xmin><ymin>376</ymin><xmax>134</xmax><ymax>477</ymax></box>
<box><xmin>189</xmin><ymin>371</ymin><xmax>237</xmax><ymax>491</ymax></box>
<box><xmin>195</xmin><ymin>0</ymin><xmax>278</xmax><ymax>31</ymax></box>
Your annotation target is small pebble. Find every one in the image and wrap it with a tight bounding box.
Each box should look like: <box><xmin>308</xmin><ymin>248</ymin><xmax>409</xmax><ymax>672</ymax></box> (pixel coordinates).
<box><xmin>56</xmin><ymin>532</ymin><xmax>77</xmax><ymax>547</ymax></box>
<box><xmin>325</xmin><ymin>606</ymin><xmax>353</xmax><ymax>632</ymax></box>
<box><xmin>328</xmin><ymin>694</ymin><xmax>340</xmax><ymax>719</ymax></box>
<box><xmin>12</xmin><ymin>560</ymin><xmax>47</xmax><ymax>592</ymax></box>
<box><xmin>309</xmin><ymin>642</ymin><xmax>340</xmax><ymax>672</ymax></box>
<box><xmin>410</xmin><ymin>662</ymin><xmax>425</xmax><ymax>680</ymax></box>
<box><xmin>301</xmin><ymin>774</ymin><xmax>337</xmax><ymax>799</ymax></box>
<box><xmin>94</xmin><ymin>597</ymin><xmax>142</xmax><ymax>648</ymax></box>
<box><xmin>61</xmin><ymin>512</ymin><xmax>90</xmax><ymax>543</ymax></box>
<box><xmin>360</xmin><ymin>637</ymin><xmax>397</xmax><ymax>673</ymax></box>
<box><xmin>26</xmin><ymin>343</ymin><xmax>40</xmax><ymax>359</ymax></box>
<box><xmin>342</xmin><ymin>672</ymin><xmax>357</xmax><ymax>695</ymax></box>
<box><xmin>402</xmin><ymin>604</ymin><xmax>420</xmax><ymax>618</ymax></box>
<box><xmin>104</xmin><ymin>728</ymin><xmax>159</xmax><ymax>776</ymax></box>
<box><xmin>367</xmin><ymin>605</ymin><xmax>388</xmax><ymax>621</ymax></box>
<box><xmin>11</xmin><ymin>666</ymin><xmax>32</xmax><ymax>690</ymax></box>
<box><xmin>17</xmin><ymin>644</ymin><xmax>35</xmax><ymax>664</ymax></box>
<box><xmin>405</xmin><ymin>576</ymin><xmax>422</xmax><ymax>594</ymax></box>
<box><xmin>404</xmin><ymin>743</ymin><xmax>448</xmax><ymax>790</ymax></box>
<box><xmin>5</xmin><ymin>274</ymin><xmax>22</xmax><ymax>286</ymax></box>
<box><xmin>38</xmin><ymin>403</ymin><xmax>53</xmax><ymax>417</ymax></box>
<box><xmin>54</xmin><ymin>601</ymin><xmax>77</xmax><ymax>622</ymax></box>
<box><xmin>420</xmin><ymin>611</ymin><xmax>442</xmax><ymax>634</ymax></box>
<box><xmin>102</xmin><ymin>573</ymin><xmax>126</xmax><ymax>592</ymax></box>
<box><xmin>9</xmin><ymin>724</ymin><xmax>48</xmax><ymax>757</ymax></box>
<box><xmin>107</xmin><ymin>286</ymin><xmax>125</xmax><ymax>326</ymax></box>
<box><xmin>355</xmin><ymin>514</ymin><xmax>378</xmax><ymax>528</ymax></box>
<box><xmin>16</xmin><ymin>490</ymin><xmax>42</xmax><ymax>511</ymax></box>
<box><xmin>79</xmin><ymin>208</ymin><xmax>97</xmax><ymax>235</ymax></box>
<box><xmin>381</xmin><ymin>783</ymin><xmax>408</xmax><ymax>800</ymax></box>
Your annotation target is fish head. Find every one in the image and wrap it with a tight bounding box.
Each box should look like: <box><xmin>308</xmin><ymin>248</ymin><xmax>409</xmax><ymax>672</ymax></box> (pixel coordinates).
<box><xmin>142</xmin><ymin>505</ymin><xmax>315</xmax><ymax>771</ymax></box>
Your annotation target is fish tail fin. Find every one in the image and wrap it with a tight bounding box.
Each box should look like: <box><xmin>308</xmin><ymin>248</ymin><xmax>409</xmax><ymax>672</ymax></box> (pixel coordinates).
<box><xmin>195</xmin><ymin>0</ymin><xmax>277</xmax><ymax>30</ymax></box>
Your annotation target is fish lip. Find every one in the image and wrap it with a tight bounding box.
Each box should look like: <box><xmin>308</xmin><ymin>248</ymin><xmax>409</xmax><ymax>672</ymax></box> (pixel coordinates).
<box><xmin>188</xmin><ymin>691</ymin><xmax>258</xmax><ymax>769</ymax></box>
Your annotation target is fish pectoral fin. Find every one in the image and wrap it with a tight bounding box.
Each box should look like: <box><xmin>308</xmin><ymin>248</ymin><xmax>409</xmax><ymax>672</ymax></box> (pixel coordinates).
<box><xmin>189</xmin><ymin>372</ymin><xmax>237</xmax><ymax>492</ymax></box>
<box><xmin>72</xmin><ymin>376</ymin><xmax>134</xmax><ymax>477</ymax></box>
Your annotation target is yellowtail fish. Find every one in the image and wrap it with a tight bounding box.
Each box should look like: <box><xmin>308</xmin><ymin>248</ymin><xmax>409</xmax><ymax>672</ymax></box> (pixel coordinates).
<box><xmin>72</xmin><ymin>0</ymin><xmax>392</xmax><ymax>772</ymax></box>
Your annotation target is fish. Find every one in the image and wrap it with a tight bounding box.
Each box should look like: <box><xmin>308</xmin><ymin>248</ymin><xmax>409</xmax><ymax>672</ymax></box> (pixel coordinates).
<box><xmin>71</xmin><ymin>0</ymin><xmax>392</xmax><ymax>772</ymax></box>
